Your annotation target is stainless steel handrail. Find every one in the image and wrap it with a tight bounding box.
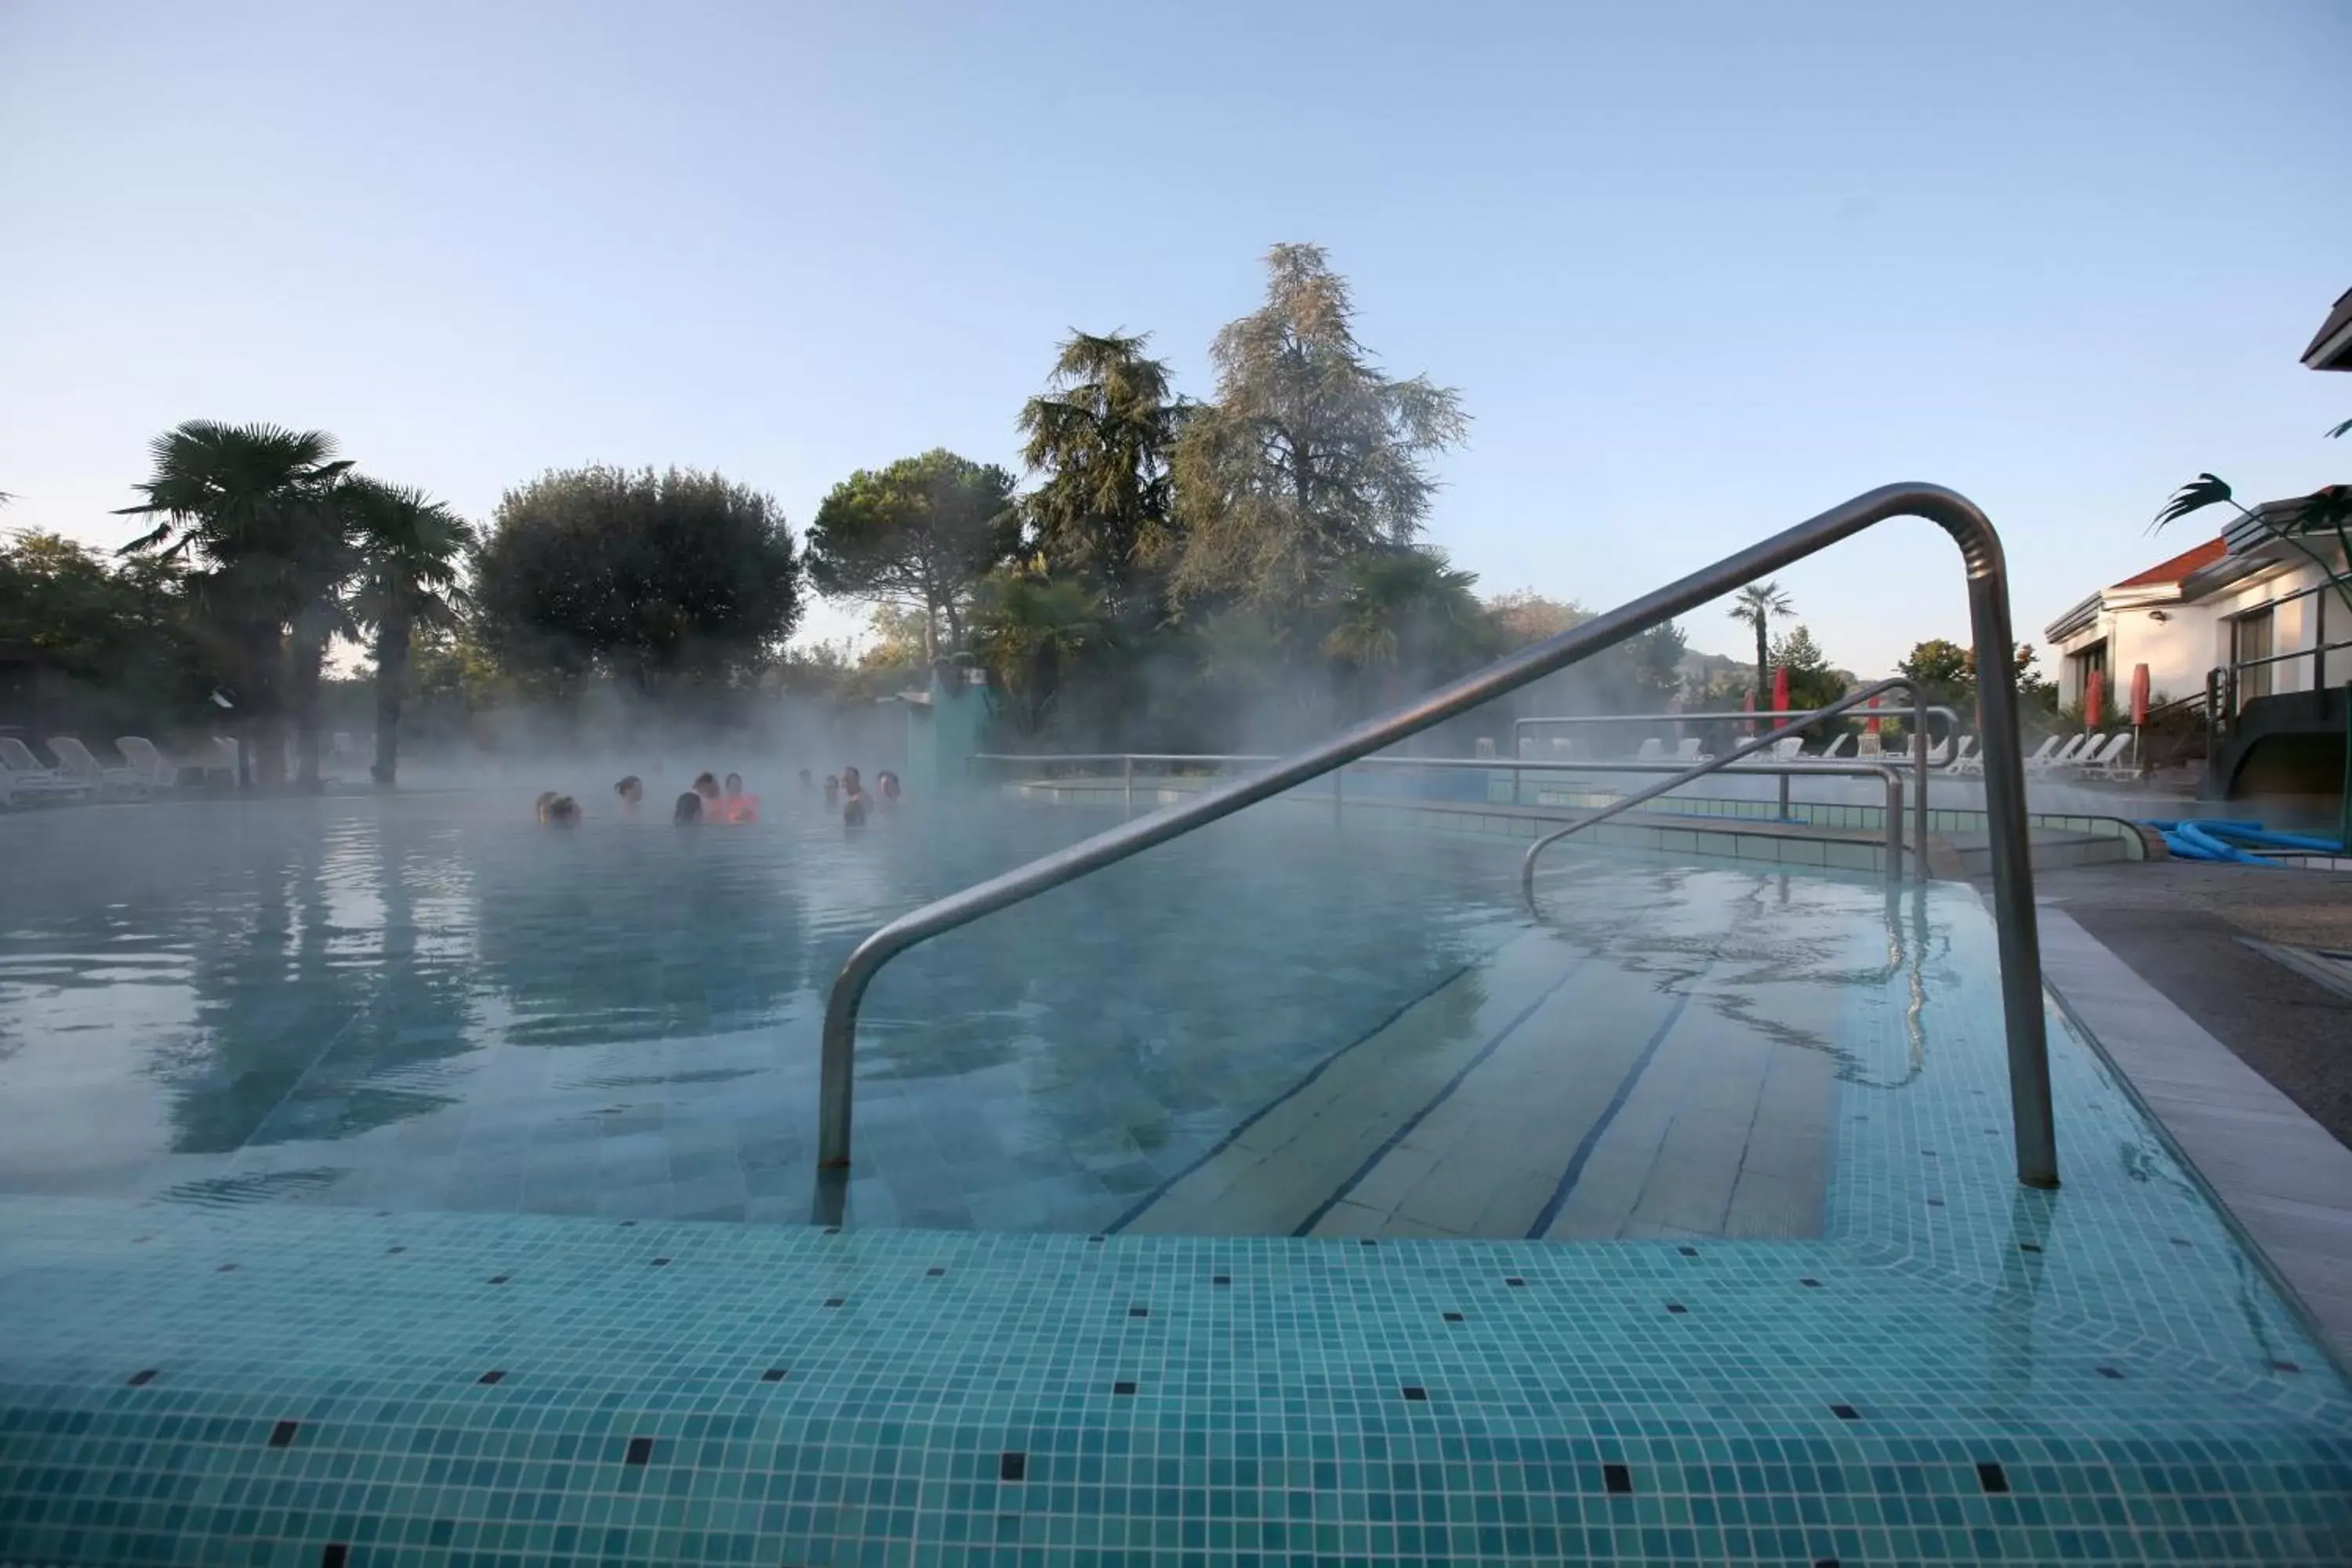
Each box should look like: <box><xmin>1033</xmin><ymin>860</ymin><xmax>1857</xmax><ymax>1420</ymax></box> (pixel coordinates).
<box><xmin>1519</xmin><ymin>677</ymin><xmax>1938</xmax><ymax>898</ymax></box>
<box><xmin>819</xmin><ymin>482</ymin><xmax>2056</xmax><ymax>1191</ymax></box>
<box><xmin>978</xmin><ymin>750</ymin><xmax>1911</xmax><ymax>877</ymax></box>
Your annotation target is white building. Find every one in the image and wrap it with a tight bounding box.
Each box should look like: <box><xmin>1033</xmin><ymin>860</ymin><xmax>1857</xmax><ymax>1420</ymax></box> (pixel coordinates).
<box><xmin>2045</xmin><ymin>504</ymin><xmax>2348</xmax><ymax>714</ymax></box>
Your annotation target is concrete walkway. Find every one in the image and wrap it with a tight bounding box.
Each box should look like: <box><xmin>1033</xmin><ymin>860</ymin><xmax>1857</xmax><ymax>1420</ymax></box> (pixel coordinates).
<box><xmin>2037</xmin><ymin>903</ymin><xmax>2352</xmax><ymax>1358</ymax></box>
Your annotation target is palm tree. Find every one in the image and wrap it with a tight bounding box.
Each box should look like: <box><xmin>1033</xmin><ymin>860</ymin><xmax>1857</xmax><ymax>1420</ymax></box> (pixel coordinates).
<box><xmin>2154</xmin><ymin>472</ymin><xmax>2352</xmax><ymax>618</ymax></box>
<box><xmin>1324</xmin><ymin>547</ymin><xmax>1485</xmax><ymax>665</ymax></box>
<box><xmin>343</xmin><ymin>478</ymin><xmax>473</xmax><ymax>786</ymax></box>
<box><xmin>971</xmin><ymin>568</ymin><xmax>1109</xmax><ymax>739</ymax></box>
<box><xmin>117</xmin><ymin>422</ymin><xmax>352</xmax><ymax>789</ymax></box>
<box><xmin>1728</xmin><ymin>581</ymin><xmax>1794</xmax><ymax>711</ymax></box>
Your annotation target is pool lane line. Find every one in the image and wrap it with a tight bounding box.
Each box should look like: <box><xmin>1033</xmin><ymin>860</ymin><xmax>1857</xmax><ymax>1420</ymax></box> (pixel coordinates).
<box><xmin>1102</xmin><ymin>943</ymin><xmax>1504</xmax><ymax>1236</ymax></box>
<box><xmin>1288</xmin><ymin>951</ymin><xmax>1599</xmax><ymax>1239</ymax></box>
<box><xmin>1521</xmin><ymin>982</ymin><xmax>1698</xmax><ymax>1240</ymax></box>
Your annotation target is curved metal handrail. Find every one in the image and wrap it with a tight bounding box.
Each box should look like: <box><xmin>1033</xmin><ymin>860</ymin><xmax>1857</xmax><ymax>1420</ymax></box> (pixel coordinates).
<box><xmin>818</xmin><ymin>482</ymin><xmax>2056</xmax><ymax>1191</ymax></box>
<box><xmin>1519</xmin><ymin>677</ymin><xmax>1937</xmax><ymax>902</ymax></box>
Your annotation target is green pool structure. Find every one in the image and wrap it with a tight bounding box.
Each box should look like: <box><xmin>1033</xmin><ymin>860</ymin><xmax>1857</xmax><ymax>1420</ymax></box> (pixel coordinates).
<box><xmin>1</xmin><ymin>789</ymin><xmax>2346</xmax><ymax>1565</ymax></box>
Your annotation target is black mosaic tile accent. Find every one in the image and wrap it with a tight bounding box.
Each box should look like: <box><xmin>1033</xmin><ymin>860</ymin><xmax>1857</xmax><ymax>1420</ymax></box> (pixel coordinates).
<box><xmin>650</xmin><ymin>1257</ymin><xmax>670</xmax><ymax>1268</ymax></box>
<box><xmin>926</xmin><ymin>1267</ymin><xmax>945</xmax><ymax>1276</ymax></box>
<box><xmin>1112</xmin><ymin>1381</ymin><xmax>1137</xmax><ymax>1396</ymax></box>
<box><xmin>1800</xmin><ymin>1277</ymin><xmax>1823</xmax><ymax>1287</ymax></box>
<box><xmin>999</xmin><ymin>1451</ymin><xmax>1026</xmax><ymax>1482</ymax></box>
<box><xmin>1442</xmin><ymin>1311</ymin><xmax>1464</xmax><ymax>1323</ymax></box>
<box><xmin>1211</xmin><ymin>1274</ymin><xmax>1230</xmax><ymax>1286</ymax></box>
<box><xmin>477</xmin><ymin>1370</ymin><xmax>506</xmax><ymax>1385</ymax></box>
<box><xmin>1831</xmin><ymin>1403</ymin><xmax>1861</xmax><ymax>1421</ymax></box>
<box><xmin>486</xmin><ymin>1273</ymin><xmax>509</xmax><ymax>1284</ymax></box>
<box><xmin>2270</xmin><ymin>1360</ymin><xmax>2302</xmax><ymax>1374</ymax></box>
<box><xmin>624</xmin><ymin>1436</ymin><xmax>654</xmax><ymax>1466</ymax></box>
<box><xmin>1664</xmin><ymin>1301</ymin><xmax>1688</xmax><ymax>1314</ymax></box>
<box><xmin>1676</xmin><ymin>1246</ymin><xmax>1698</xmax><ymax>1258</ymax></box>
<box><xmin>268</xmin><ymin>1420</ymin><xmax>299</xmax><ymax>1448</ymax></box>
<box><xmin>1127</xmin><ymin>1305</ymin><xmax>1148</xmax><ymax>1318</ymax></box>
<box><xmin>125</xmin><ymin>1368</ymin><xmax>158</xmax><ymax>1387</ymax></box>
<box><xmin>1401</xmin><ymin>1385</ymin><xmax>1428</xmax><ymax>1402</ymax></box>
<box><xmin>823</xmin><ymin>1297</ymin><xmax>844</xmax><ymax>1308</ymax></box>
<box><xmin>2096</xmin><ymin>1366</ymin><xmax>2125</xmax><ymax>1380</ymax></box>
<box><xmin>1977</xmin><ymin>1461</ymin><xmax>2010</xmax><ymax>1494</ymax></box>
<box><xmin>320</xmin><ymin>1545</ymin><xmax>347</xmax><ymax>1568</ymax></box>
<box><xmin>1603</xmin><ymin>1463</ymin><xmax>1633</xmax><ymax>1494</ymax></box>
<box><xmin>386</xmin><ymin>1245</ymin><xmax>405</xmax><ymax>1254</ymax></box>
<box><xmin>760</xmin><ymin>1368</ymin><xmax>787</xmax><ymax>1382</ymax></box>
<box><xmin>1504</xmin><ymin>1276</ymin><xmax>1526</xmax><ymax>1287</ymax></box>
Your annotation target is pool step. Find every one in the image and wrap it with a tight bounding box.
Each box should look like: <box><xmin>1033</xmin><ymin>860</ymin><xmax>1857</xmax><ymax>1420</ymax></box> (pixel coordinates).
<box><xmin>1121</xmin><ymin>919</ymin><xmax>1853</xmax><ymax>1243</ymax></box>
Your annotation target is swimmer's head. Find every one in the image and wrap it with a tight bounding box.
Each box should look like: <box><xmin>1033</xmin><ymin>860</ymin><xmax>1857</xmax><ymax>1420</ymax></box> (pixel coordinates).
<box><xmin>878</xmin><ymin>770</ymin><xmax>902</xmax><ymax>800</ymax></box>
<box><xmin>692</xmin><ymin>771</ymin><xmax>720</xmax><ymax>799</ymax></box>
<box><xmin>534</xmin><ymin>790</ymin><xmax>559</xmax><ymax>821</ymax></box>
<box><xmin>615</xmin><ymin>775</ymin><xmax>643</xmax><ymax>804</ymax></box>
<box><xmin>544</xmin><ymin>795</ymin><xmax>581</xmax><ymax>826</ymax></box>
<box><xmin>840</xmin><ymin>765</ymin><xmax>862</xmax><ymax>794</ymax></box>
<box><xmin>798</xmin><ymin>768</ymin><xmax>813</xmax><ymax>785</ymax></box>
<box><xmin>723</xmin><ymin>772</ymin><xmax>744</xmax><ymax>797</ymax></box>
<box><xmin>673</xmin><ymin>792</ymin><xmax>703</xmax><ymax>824</ymax></box>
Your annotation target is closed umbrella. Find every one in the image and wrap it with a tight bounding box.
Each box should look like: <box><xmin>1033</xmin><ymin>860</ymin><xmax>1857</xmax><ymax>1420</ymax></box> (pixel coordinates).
<box><xmin>1772</xmin><ymin>665</ymin><xmax>1790</xmax><ymax>714</ymax></box>
<box><xmin>2085</xmin><ymin>669</ymin><xmax>2104</xmax><ymax>730</ymax></box>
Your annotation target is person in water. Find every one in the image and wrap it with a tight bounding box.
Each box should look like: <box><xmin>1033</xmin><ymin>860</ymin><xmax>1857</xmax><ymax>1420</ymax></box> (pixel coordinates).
<box><xmin>615</xmin><ymin>775</ymin><xmax>644</xmax><ymax>808</ymax></box>
<box><xmin>673</xmin><ymin>791</ymin><xmax>703</xmax><ymax>824</ymax></box>
<box><xmin>542</xmin><ymin>794</ymin><xmax>581</xmax><ymax>826</ymax></box>
<box><xmin>797</xmin><ymin>768</ymin><xmax>813</xmax><ymax>789</ymax></box>
<box><xmin>692</xmin><ymin>771</ymin><xmax>720</xmax><ymax>802</ymax></box>
<box><xmin>839</xmin><ymin>765</ymin><xmax>869</xmax><ymax>827</ymax></box>
<box><xmin>877</xmin><ymin>769</ymin><xmax>902</xmax><ymax>803</ymax></box>
<box><xmin>712</xmin><ymin>771</ymin><xmax>758</xmax><ymax>824</ymax></box>
<box><xmin>535</xmin><ymin>790</ymin><xmax>559</xmax><ymax>822</ymax></box>
<box><xmin>822</xmin><ymin>774</ymin><xmax>840</xmax><ymax>805</ymax></box>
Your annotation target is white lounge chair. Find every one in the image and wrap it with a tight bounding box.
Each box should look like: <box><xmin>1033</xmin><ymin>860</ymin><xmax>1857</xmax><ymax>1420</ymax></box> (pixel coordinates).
<box><xmin>1635</xmin><ymin>738</ymin><xmax>1668</xmax><ymax>762</ymax></box>
<box><xmin>46</xmin><ymin>736</ymin><xmax>147</xmax><ymax>797</ymax></box>
<box><xmin>1771</xmin><ymin>736</ymin><xmax>1805</xmax><ymax>760</ymax></box>
<box><xmin>2081</xmin><ymin>732</ymin><xmax>2138</xmax><ymax>782</ymax></box>
<box><xmin>2064</xmin><ymin>732</ymin><xmax>2132</xmax><ymax>777</ymax></box>
<box><xmin>114</xmin><ymin>736</ymin><xmax>180</xmax><ymax>789</ymax></box>
<box><xmin>2030</xmin><ymin>734</ymin><xmax>2093</xmax><ymax>773</ymax></box>
<box><xmin>0</xmin><ymin>736</ymin><xmax>90</xmax><ymax>807</ymax></box>
<box><xmin>1921</xmin><ymin>736</ymin><xmax>1951</xmax><ymax>766</ymax></box>
<box><xmin>2013</xmin><ymin>735</ymin><xmax>2063</xmax><ymax>772</ymax></box>
<box><xmin>175</xmin><ymin>736</ymin><xmax>241</xmax><ymax>785</ymax></box>
<box><xmin>1856</xmin><ymin>732</ymin><xmax>1884</xmax><ymax>760</ymax></box>
<box><xmin>1675</xmin><ymin>737</ymin><xmax>1708</xmax><ymax>763</ymax></box>
<box><xmin>1945</xmin><ymin>736</ymin><xmax>1982</xmax><ymax>776</ymax></box>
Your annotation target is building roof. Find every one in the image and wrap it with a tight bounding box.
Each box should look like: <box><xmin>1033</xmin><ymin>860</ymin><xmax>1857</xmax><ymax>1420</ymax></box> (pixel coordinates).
<box><xmin>2109</xmin><ymin>538</ymin><xmax>2227</xmax><ymax>590</ymax></box>
<box><xmin>2304</xmin><ymin>285</ymin><xmax>2352</xmax><ymax>371</ymax></box>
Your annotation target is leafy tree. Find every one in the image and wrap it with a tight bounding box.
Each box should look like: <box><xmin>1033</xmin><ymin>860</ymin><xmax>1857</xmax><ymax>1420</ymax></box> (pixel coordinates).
<box><xmin>1726</xmin><ymin>581</ymin><xmax>1794</xmax><ymax>710</ymax></box>
<box><xmin>0</xmin><ymin>532</ymin><xmax>225</xmax><ymax>734</ymax></box>
<box><xmin>1169</xmin><ymin>244</ymin><xmax>1468</xmax><ymax>608</ymax></box>
<box><xmin>1485</xmin><ymin>590</ymin><xmax>1590</xmax><ymax>648</ymax></box>
<box><xmin>116</xmin><ymin>421</ymin><xmax>354</xmax><ymax>788</ymax></box>
<box><xmin>1766</xmin><ymin>623</ymin><xmax>1846</xmax><ymax>713</ymax></box>
<box><xmin>972</xmin><ymin>568</ymin><xmax>1111</xmax><ymax>739</ymax></box>
<box><xmin>1018</xmin><ymin>332</ymin><xmax>1186</xmax><ymax>610</ymax></box>
<box><xmin>474</xmin><ymin>466</ymin><xmax>802</xmax><ymax>689</ymax></box>
<box><xmin>806</xmin><ymin>449</ymin><xmax>1020</xmax><ymax>659</ymax></box>
<box><xmin>342</xmin><ymin>478</ymin><xmax>474</xmax><ymax>786</ymax></box>
<box><xmin>1898</xmin><ymin>637</ymin><xmax>1973</xmax><ymax>703</ymax></box>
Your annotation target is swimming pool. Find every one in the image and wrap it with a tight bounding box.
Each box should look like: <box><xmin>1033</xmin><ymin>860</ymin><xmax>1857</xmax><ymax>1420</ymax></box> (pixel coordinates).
<box><xmin>2</xmin><ymin>787</ymin><xmax>2347</xmax><ymax>1563</ymax></box>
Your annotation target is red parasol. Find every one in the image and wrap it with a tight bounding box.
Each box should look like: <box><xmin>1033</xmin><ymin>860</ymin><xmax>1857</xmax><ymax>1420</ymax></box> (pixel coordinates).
<box><xmin>1865</xmin><ymin>692</ymin><xmax>1881</xmax><ymax>735</ymax></box>
<box><xmin>2085</xmin><ymin>669</ymin><xmax>2104</xmax><ymax>730</ymax></box>
<box><xmin>2129</xmin><ymin>663</ymin><xmax>2150</xmax><ymax>727</ymax></box>
<box><xmin>1772</xmin><ymin>665</ymin><xmax>1789</xmax><ymax>713</ymax></box>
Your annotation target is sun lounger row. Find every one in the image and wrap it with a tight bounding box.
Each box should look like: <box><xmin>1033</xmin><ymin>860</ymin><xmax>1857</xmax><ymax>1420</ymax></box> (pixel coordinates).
<box><xmin>0</xmin><ymin>735</ymin><xmax>237</xmax><ymax>807</ymax></box>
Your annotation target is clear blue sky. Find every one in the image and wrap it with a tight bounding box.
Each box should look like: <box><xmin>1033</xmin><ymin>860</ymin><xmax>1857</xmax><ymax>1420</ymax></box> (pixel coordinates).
<box><xmin>4</xmin><ymin>0</ymin><xmax>2347</xmax><ymax>676</ymax></box>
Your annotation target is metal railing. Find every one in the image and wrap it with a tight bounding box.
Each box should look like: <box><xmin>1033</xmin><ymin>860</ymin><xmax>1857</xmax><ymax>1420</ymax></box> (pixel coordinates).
<box><xmin>977</xmin><ymin>750</ymin><xmax>1915</xmax><ymax>877</ymax></box>
<box><xmin>1519</xmin><ymin>677</ymin><xmax>1937</xmax><ymax>899</ymax></box>
<box><xmin>1507</xmin><ymin>699</ymin><xmax>1958</xmax><ymax>851</ymax></box>
<box><xmin>818</xmin><ymin>483</ymin><xmax>2056</xmax><ymax>1192</ymax></box>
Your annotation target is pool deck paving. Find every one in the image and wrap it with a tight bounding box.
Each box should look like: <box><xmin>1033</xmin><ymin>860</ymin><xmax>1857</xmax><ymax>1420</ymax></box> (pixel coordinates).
<box><xmin>2034</xmin><ymin>892</ymin><xmax>2352</xmax><ymax>1359</ymax></box>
